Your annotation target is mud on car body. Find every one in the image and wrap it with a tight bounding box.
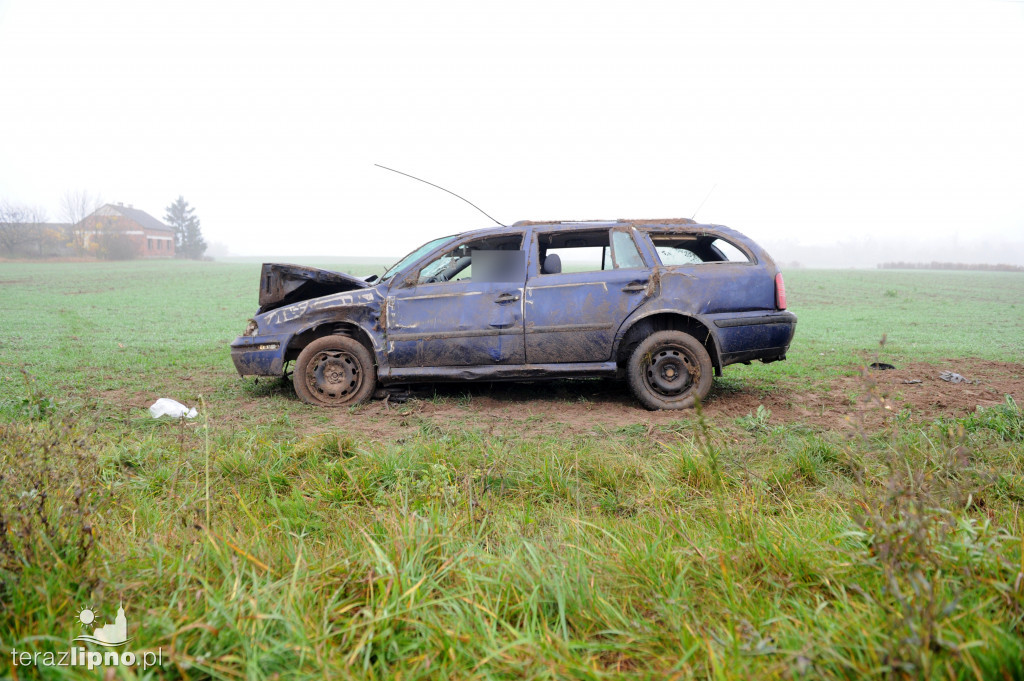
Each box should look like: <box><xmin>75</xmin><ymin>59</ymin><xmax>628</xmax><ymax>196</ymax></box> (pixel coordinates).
<box><xmin>230</xmin><ymin>218</ymin><xmax>796</xmax><ymax>410</ymax></box>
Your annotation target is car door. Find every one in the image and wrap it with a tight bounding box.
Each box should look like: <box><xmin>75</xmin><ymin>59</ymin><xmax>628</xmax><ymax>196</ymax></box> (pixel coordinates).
<box><xmin>525</xmin><ymin>227</ymin><xmax>650</xmax><ymax>364</ymax></box>
<box><xmin>386</xmin><ymin>233</ymin><xmax>527</xmax><ymax>368</ymax></box>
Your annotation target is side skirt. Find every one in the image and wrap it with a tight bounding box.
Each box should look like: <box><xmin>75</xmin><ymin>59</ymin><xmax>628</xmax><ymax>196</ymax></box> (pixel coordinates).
<box><xmin>379</xmin><ymin>362</ymin><xmax>619</xmax><ymax>385</ymax></box>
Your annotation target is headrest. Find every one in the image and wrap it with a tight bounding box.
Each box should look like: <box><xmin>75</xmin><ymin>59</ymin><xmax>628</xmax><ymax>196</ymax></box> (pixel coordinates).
<box><xmin>542</xmin><ymin>253</ymin><xmax>562</xmax><ymax>274</ymax></box>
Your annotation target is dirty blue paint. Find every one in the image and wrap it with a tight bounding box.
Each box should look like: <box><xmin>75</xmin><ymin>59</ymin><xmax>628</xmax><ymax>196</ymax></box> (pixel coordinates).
<box><xmin>230</xmin><ymin>219</ymin><xmax>797</xmax><ymax>385</ymax></box>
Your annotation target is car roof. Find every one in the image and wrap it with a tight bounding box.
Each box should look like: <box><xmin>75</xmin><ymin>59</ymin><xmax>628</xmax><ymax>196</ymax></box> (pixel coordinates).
<box><xmin>449</xmin><ymin>218</ymin><xmax>747</xmax><ymax>242</ymax></box>
<box><xmin>513</xmin><ymin>218</ymin><xmax>698</xmax><ymax>228</ymax></box>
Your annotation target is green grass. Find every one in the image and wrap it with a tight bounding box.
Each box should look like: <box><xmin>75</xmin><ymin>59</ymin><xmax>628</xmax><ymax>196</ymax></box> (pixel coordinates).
<box><xmin>1</xmin><ymin>262</ymin><xmax>1023</xmax><ymax>679</ymax></box>
<box><xmin>750</xmin><ymin>269</ymin><xmax>1024</xmax><ymax>384</ymax></box>
<box><xmin>3</xmin><ymin>264</ymin><xmax>1021</xmax><ymax>402</ymax></box>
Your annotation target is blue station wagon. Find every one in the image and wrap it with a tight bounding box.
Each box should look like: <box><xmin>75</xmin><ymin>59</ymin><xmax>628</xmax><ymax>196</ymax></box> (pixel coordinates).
<box><xmin>231</xmin><ymin>218</ymin><xmax>796</xmax><ymax>410</ymax></box>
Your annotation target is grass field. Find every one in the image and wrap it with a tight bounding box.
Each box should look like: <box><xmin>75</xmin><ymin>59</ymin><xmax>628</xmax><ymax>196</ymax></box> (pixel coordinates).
<box><xmin>1</xmin><ymin>261</ymin><xmax>1023</xmax><ymax>679</ymax></box>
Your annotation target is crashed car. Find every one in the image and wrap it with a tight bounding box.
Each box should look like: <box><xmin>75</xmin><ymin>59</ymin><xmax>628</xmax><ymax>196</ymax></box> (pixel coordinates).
<box><xmin>231</xmin><ymin>218</ymin><xmax>796</xmax><ymax>410</ymax></box>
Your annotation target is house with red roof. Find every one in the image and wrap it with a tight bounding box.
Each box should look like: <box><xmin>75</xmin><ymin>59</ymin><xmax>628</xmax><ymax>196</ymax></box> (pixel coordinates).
<box><xmin>78</xmin><ymin>203</ymin><xmax>175</xmax><ymax>258</ymax></box>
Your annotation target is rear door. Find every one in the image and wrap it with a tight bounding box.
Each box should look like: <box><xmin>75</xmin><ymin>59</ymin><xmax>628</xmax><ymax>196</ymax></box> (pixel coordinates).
<box><xmin>647</xmin><ymin>230</ymin><xmax>771</xmax><ymax>312</ymax></box>
<box><xmin>525</xmin><ymin>227</ymin><xmax>650</xmax><ymax>363</ymax></box>
<box><xmin>386</xmin><ymin>233</ymin><xmax>527</xmax><ymax>367</ymax></box>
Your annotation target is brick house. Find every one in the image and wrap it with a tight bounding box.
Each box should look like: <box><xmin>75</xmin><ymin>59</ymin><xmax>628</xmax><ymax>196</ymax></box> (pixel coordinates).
<box><xmin>78</xmin><ymin>203</ymin><xmax>175</xmax><ymax>258</ymax></box>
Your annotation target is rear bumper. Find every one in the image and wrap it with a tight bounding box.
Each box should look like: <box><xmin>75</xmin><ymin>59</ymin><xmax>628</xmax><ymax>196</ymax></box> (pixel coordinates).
<box><xmin>711</xmin><ymin>311</ymin><xmax>797</xmax><ymax>329</ymax></box>
<box><xmin>705</xmin><ymin>310</ymin><xmax>797</xmax><ymax>367</ymax></box>
<box><xmin>230</xmin><ymin>334</ymin><xmax>290</xmax><ymax>376</ymax></box>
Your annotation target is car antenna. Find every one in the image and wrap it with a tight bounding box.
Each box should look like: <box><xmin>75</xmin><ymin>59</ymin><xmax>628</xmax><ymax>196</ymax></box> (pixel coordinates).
<box><xmin>690</xmin><ymin>183</ymin><xmax>717</xmax><ymax>220</ymax></box>
<box><xmin>374</xmin><ymin>164</ymin><xmax>507</xmax><ymax>228</ymax></box>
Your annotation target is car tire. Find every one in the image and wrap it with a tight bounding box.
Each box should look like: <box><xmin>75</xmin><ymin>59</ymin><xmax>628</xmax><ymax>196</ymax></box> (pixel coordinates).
<box><xmin>293</xmin><ymin>335</ymin><xmax>377</xmax><ymax>407</ymax></box>
<box><xmin>627</xmin><ymin>331</ymin><xmax>713</xmax><ymax>410</ymax></box>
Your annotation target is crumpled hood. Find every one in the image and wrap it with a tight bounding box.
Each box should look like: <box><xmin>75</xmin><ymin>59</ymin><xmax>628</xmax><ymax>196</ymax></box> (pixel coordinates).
<box><xmin>258</xmin><ymin>263</ymin><xmax>371</xmax><ymax>313</ymax></box>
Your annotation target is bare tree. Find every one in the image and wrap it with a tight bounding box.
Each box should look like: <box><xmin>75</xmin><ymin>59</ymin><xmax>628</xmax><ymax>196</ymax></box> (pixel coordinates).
<box><xmin>0</xmin><ymin>201</ymin><xmax>41</xmax><ymax>255</ymax></box>
<box><xmin>23</xmin><ymin>205</ymin><xmax>57</xmax><ymax>256</ymax></box>
<box><xmin>60</xmin><ymin>189</ymin><xmax>103</xmax><ymax>254</ymax></box>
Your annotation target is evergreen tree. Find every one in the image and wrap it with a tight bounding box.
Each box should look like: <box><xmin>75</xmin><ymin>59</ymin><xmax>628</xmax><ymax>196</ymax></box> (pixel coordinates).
<box><xmin>163</xmin><ymin>195</ymin><xmax>207</xmax><ymax>259</ymax></box>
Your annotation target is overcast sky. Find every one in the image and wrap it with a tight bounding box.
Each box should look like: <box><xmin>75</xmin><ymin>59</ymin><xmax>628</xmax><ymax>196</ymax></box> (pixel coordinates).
<box><xmin>1</xmin><ymin>0</ymin><xmax>1022</xmax><ymax>263</ymax></box>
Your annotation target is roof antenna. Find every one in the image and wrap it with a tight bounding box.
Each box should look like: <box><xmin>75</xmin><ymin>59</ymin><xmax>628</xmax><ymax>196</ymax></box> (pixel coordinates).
<box><xmin>374</xmin><ymin>164</ymin><xmax>507</xmax><ymax>228</ymax></box>
<box><xmin>690</xmin><ymin>183</ymin><xmax>717</xmax><ymax>220</ymax></box>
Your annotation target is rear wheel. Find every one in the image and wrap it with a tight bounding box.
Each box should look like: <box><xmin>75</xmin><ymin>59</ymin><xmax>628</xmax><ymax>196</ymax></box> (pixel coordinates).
<box><xmin>627</xmin><ymin>331</ymin><xmax>713</xmax><ymax>410</ymax></box>
<box><xmin>293</xmin><ymin>335</ymin><xmax>376</xmax><ymax>407</ymax></box>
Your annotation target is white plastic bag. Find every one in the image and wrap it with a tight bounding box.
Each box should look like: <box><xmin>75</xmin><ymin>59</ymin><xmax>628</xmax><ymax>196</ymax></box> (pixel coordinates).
<box><xmin>149</xmin><ymin>398</ymin><xmax>197</xmax><ymax>419</ymax></box>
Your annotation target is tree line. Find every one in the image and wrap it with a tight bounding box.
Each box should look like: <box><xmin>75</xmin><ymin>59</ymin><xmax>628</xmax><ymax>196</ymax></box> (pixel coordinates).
<box><xmin>0</xmin><ymin>191</ymin><xmax>207</xmax><ymax>260</ymax></box>
<box><xmin>877</xmin><ymin>262</ymin><xmax>1024</xmax><ymax>272</ymax></box>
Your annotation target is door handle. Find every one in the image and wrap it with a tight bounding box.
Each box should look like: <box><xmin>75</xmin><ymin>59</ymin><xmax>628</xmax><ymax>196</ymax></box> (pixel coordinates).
<box><xmin>495</xmin><ymin>293</ymin><xmax>520</xmax><ymax>304</ymax></box>
<box><xmin>621</xmin><ymin>282</ymin><xmax>648</xmax><ymax>293</ymax></box>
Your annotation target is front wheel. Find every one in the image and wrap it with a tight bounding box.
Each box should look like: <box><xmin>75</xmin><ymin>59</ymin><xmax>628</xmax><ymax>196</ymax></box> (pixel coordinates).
<box><xmin>627</xmin><ymin>331</ymin><xmax>713</xmax><ymax>410</ymax></box>
<box><xmin>293</xmin><ymin>335</ymin><xmax>377</xmax><ymax>407</ymax></box>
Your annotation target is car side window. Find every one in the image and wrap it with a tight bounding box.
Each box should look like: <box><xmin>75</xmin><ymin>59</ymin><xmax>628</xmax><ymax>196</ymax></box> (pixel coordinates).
<box><xmin>610</xmin><ymin>230</ymin><xmax>644</xmax><ymax>268</ymax></box>
<box><xmin>651</xmin><ymin>233</ymin><xmax>751</xmax><ymax>265</ymax></box>
<box><xmin>656</xmin><ymin>244</ymin><xmax>703</xmax><ymax>265</ymax></box>
<box><xmin>417</xmin><ymin>234</ymin><xmax>524</xmax><ymax>284</ymax></box>
<box><xmin>709</xmin><ymin>238</ymin><xmax>749</xmax><ymax>262</ymax></box>
<box><xmin>537</xmin><ymin>229</ymin><xmax>645</xmax><ymax>274</ymax></box>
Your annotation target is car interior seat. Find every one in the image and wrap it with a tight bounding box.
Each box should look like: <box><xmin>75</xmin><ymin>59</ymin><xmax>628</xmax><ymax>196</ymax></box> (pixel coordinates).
<box><xmin>542</xmin><ymin>253</ymin><xmax>562</xmax><ymax>274</ymax></box>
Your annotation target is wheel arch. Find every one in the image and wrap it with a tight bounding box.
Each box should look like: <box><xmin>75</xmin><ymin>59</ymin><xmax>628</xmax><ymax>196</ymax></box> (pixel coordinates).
<box><xmin>284</xmin><ymin>321</ymin><xmax>380</xmax><ymax>367</ymax></box>
<box><xmin>614</xmin><ymin>311</ymin><xmax>723</xmax><ymax>376</ymax></box>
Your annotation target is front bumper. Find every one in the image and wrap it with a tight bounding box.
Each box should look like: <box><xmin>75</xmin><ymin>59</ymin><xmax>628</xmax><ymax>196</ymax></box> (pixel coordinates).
<box><xmin>230</xmin><ymin>334</ymin><xmax>291</xmax><ymax>376</ymax></box>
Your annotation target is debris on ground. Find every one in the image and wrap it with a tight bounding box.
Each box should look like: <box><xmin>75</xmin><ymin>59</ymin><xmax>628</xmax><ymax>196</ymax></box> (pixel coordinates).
<box><xmin>869</xmin><ymin>362</ymin><xmax>896</xmax><ymax>370</ymax></box>
<box><xmin>375</xmin><ymin>387</ymin><xmax>416</xmax><ymax>405</ymax></box>
<box><xmin>939</xmin><ymin>371</ymin><xmax>980</xmax><ymax>385</ymax></box>
<box><xmin>149</xmin><ymin>398</ymin><xmax>198</xmax><ymax>419</ymax></box>
<box><xmin>902</xmin><ymin>379</ymin><xmax>922</xmax><ymax>384</ymax></box>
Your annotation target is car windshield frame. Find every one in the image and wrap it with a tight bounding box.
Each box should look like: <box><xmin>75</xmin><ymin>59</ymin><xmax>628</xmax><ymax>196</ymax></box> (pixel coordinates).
<box><xmin>380</xmin><ymin>235</ymin><xmax>456</xmax><ymax>283</ymax></box>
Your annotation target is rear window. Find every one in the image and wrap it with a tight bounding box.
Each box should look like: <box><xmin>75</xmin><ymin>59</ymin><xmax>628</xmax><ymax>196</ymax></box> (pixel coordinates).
<box><xmin>651</xmin><ymin>234</ymin><xmax>751</xmax><ymax>265</ymax></box>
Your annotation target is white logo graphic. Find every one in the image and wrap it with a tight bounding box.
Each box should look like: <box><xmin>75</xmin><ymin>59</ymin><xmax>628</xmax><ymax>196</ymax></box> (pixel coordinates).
<box><xmin>9</xmin><ymin>600</ymin><xmax>162</xmax><ymax>672</ymax></box>
<box><xmin>74</xmin><ymin>602</ymin><xmax>131</xmax><ymax>646</ymax></box>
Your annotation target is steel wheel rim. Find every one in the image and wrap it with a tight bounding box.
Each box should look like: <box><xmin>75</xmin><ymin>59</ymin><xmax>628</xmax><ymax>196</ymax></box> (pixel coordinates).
<box><xmin>643</xmin><ymin>345</ymin><xmax>697</xmax><ymax>398</ymax></box>
<box><xmin>305</xmin><ymin>349</ymin><xmax>362</xmax><ymax>403</ymax></box>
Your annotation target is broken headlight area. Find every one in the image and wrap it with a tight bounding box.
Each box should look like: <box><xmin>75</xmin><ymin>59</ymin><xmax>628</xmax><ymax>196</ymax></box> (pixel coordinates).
<box><xmin>244</xmin><ymin>319</ymin><xmax>259</xmax><ymax>336</ymax></box>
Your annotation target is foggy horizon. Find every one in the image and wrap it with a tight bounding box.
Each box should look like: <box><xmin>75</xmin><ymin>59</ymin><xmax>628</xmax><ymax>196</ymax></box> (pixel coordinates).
<box><xmin>209</xmin><ymin>232</ymin><xmax>1024</xmax><ymax>271</ymax></box>
<box><xmin>1</xmin><ymin>0</ymin><xmax>1022</xmax><ymax>267</ymax></box>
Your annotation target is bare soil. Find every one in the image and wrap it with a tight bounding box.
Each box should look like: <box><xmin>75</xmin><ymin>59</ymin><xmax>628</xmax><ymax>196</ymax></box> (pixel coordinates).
<box><xmin>320</xmin><ymin>359</ymin><xmax>1024</xmax><ymax>442</ymax></box>
<box><xmin>107</xmin><ymin>359</ymin><xmax>1024</xmax><ymax>443</ymax></box>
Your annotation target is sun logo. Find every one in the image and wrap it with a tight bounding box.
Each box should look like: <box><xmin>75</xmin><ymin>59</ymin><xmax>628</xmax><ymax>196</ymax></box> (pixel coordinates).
<box><xmin>78</xmin><ymin>608</ymin><xmax>100</xmax><ymax>627</ymax></box>
<box><xmin>74</xmin><ymin>602</ymin><xmax>130</xmax><ymax>646</ymax></box>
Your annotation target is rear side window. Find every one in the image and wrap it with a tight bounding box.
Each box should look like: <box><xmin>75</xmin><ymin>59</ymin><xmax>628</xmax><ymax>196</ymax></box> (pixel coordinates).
<box><xmin>651</xmin><ymin>234</ymin><xmax>751</xmax><ymax>265</ymax></box>
<box><xmin>710</xmin><ymin>238</ymin><xmax>749</xmax><ymax>262</ymax></box>
<box><xmin>537</xmin><ymin>229</ymin><xmax>646</xmax><ymax>274</ymax></box>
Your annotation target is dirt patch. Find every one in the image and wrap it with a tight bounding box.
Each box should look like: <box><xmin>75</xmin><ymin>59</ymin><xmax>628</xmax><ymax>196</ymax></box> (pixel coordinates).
<box><xmin>94</xmin><ymin>360</ymin><xmax>1024</xmax><ymax>443</ymax></box>
<box><xmin>315</xmin><ymin>359</ymin><xmax>1024</xmax><ymax>441</ymax></box>
<box><xmin>708</xmin><ymin>359</ymin><xmax>1022</xmax><ymax>433</ymax></box>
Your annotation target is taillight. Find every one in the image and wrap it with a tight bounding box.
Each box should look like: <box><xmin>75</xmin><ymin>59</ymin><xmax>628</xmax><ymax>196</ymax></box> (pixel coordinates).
<box><xmin>775</xmin><ymin>272</ymin><xmax>787</xmax><ymax>310</ymax></box>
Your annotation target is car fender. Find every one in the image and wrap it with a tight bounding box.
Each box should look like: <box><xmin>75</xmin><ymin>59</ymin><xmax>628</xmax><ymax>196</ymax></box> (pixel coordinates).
<box><xmin>260</xmin><ymin>290</ymin><xmax>389</xmax><ymax>372</ymax></box>
<box><xmin>287</xmin><ymin>316</ymin><xmax>388</xmax><ymax>371</ymax></box>
<box><xmin>613</xmin><ymin>305</ymin><xmax>724</xmax><ymax>371</ymax></box>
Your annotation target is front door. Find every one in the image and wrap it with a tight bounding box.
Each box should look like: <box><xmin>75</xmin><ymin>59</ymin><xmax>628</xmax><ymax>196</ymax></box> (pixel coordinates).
<box><xmin>386</xmin><ymin>235</ymin><xmax>526</xmax><ymax>368</ymax></box>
